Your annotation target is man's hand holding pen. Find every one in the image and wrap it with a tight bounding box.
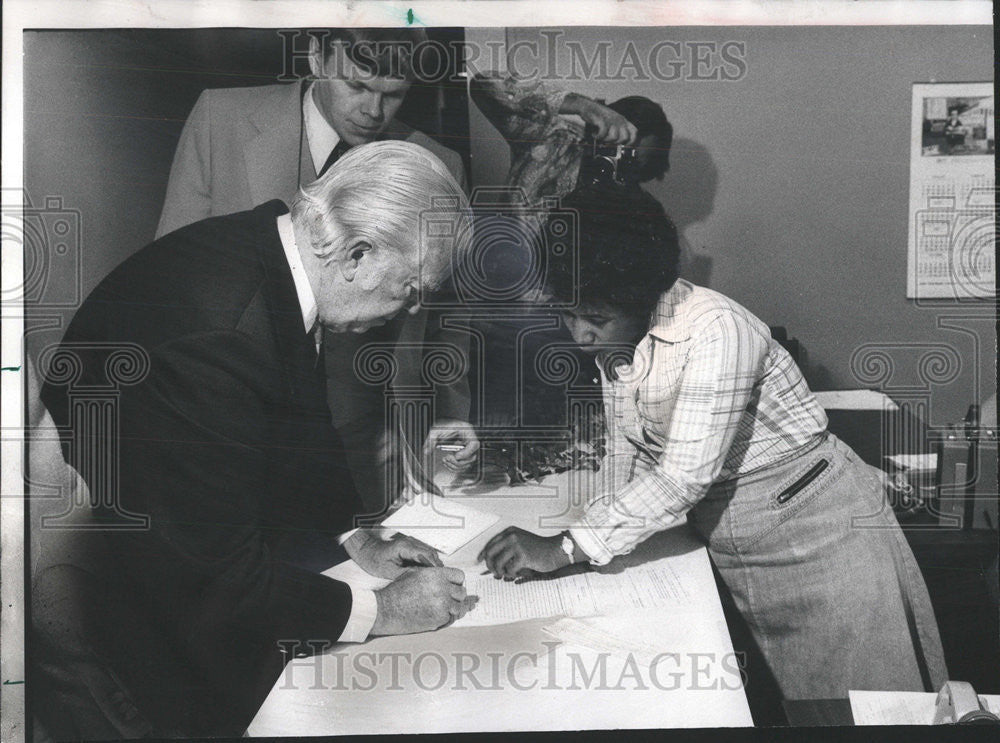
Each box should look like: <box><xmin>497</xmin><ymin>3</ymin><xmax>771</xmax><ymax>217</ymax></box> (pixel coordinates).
<box><xmin>424</xmin><ymin>419</ymin><xmax>480</xmax><ymax>472</ymax></box>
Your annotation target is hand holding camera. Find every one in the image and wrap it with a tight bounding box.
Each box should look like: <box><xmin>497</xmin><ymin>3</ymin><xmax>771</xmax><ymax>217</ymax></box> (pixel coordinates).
<box><xmin>561</xmin><ymin>92</ymin><xmax>638</xmax><ymax>145</ymax></box>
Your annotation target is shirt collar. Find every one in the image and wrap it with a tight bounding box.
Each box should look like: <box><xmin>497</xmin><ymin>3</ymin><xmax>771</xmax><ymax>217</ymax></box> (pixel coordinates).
<box><xmin>303</xmin><ymin>82</ymin><xmax>342</xmax><ymax>176</ymax></box>
<box><xmin>646</xmin><ymin>279</ymin><xmax>693</xmax><ymax>344</ymax></box>
<box><xmin>596</xmin><ymin>280</ymin><xmax>693</xmax><ymax>387</ymax></box>
<box><xmin>276</xmin><ymin>213</ymin><xmax>318</xmax><ymax>334</ymax></box>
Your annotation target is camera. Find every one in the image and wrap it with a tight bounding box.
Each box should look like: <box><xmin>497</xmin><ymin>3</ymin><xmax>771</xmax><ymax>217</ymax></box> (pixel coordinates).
<box><xmin>419</xmin><ymin>187</ymin><xmax>578</xmax><ymax>308</ymax></box>
<box><xmin>577</xmin><ymin>138</ymin><xmax>641</xmax><ymax>189</ymax></box>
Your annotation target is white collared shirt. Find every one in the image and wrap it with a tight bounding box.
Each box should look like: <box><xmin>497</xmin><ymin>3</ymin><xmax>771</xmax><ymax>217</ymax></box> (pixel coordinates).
<box><xmin>303</xmin><ymin>83</ymin><xmax>342</xmax><ymax>177</ymax></box>
<box><xmin>275</xmin><ymin>213</ymin><xmax>378</xmax><ymax>643</ymax></box>
<box><xmin>276</xmin><ymin>213</ymin><xmax>317</xmax><ymax>334</ymax></box>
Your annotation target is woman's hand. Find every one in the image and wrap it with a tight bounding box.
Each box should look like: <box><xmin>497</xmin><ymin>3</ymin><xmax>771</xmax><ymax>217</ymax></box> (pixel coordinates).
<box><xmin>478</xmin><ymin>527</ymin><xmax>570</xmax><ymax>580</ymax></box>
<box><xmin>346</xmin><ymin>530</ymin><xmax>443</xmax><ymax>580</ymax></box>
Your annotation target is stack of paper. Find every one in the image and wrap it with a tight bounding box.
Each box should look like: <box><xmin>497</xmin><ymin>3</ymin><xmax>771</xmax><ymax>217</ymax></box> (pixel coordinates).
<box><xmin>813</xmin><ymin>389</ymin><xmax>899</xmax><ymax>410</ymax></box>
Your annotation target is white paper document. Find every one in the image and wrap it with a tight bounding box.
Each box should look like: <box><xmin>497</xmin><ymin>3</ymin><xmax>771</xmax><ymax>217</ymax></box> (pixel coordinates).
<box><xmin>885</xmin><ymin>453</ymin><xmax>939</xmax><ymax>473</ymax></box>
<box><xmin>849</xmin><ymin>690</ymin><xmax>1000</xmax><ymax>725</ymax></box>
<box><xmin>381</xmin><ymin>494</ymin><xmax>500</xmax><ymax>555</ymax></box>
<box><xmin>454</xmin><ymin>558</ymin><xmax>698</xmax><ymax>628</ymax></box>
<box><xmin>540</xmin><ymin>612</ymin><xmax>727</xmax><ymax>667</ymax></box>
<box><xmin>812</xmin><ymin>389</ymin><xmax>899</xmax><ymax>411</ymax></box>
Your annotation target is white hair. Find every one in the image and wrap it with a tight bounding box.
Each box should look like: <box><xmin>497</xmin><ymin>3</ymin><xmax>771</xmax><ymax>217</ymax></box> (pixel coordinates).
<box><xmin>290</xmin><ymin>140</ymin><xmax>472</xmax><ymax>290</ymax></box>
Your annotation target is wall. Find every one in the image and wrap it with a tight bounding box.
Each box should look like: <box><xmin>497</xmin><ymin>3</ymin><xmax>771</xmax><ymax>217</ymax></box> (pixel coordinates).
<box><xmin>471</xmin><ymin>25</ymin><xmax>994</xmax><ymax>426</ymax></box>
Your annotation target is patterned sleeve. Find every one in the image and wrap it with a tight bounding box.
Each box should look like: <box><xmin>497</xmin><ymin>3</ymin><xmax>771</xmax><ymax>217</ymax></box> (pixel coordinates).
<box><xmin>469</xmin><ymin>72</ymin><xmax>573</xmax><ymax>154</ymax></box>
<box><xmin>571</xmin><ymin>313</ymin><xmax>770</xmax><ymax>564</ymax></box>
<box><xmin>595</xmin><ymin>372</ymin><xmax>638</xmax><ymax>501</ymax></box>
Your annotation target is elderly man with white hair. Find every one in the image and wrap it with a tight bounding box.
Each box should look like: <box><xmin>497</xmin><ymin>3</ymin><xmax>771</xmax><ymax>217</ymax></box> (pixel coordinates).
<box><xmin>37</xmin><ymin>141</ymin><xmax>474</xmax><ymax>737</ymax></box>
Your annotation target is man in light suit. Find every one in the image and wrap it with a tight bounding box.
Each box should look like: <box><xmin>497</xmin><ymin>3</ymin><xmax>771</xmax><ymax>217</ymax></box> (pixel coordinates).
<box><xmin>38</xmin><ymin>142</ymin><xmax>476</xmax><ymax>737</ymax></box>
<box><xmin>157</xmin><ymin>28</ymin><xmax>477</xmax><ymax>511</ymax></box>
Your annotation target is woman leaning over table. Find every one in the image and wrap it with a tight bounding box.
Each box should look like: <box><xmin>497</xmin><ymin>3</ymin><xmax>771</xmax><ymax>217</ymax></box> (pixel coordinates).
<box><xmin>479</xmin><ymin>186</ymin><xmax>947</xmax><ymax>700</ymax></box>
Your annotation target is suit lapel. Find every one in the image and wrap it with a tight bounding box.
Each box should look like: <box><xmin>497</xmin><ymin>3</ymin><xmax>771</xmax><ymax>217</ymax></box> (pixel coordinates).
<box><xmin>245</xmin><ymin>82</ymin><xmax>306</xmax><ymax>208</ymax></box>
<box><xmin>253</xmin><ymin>201</ymin><xmax>326</xmax><ymax>410</ymax></box>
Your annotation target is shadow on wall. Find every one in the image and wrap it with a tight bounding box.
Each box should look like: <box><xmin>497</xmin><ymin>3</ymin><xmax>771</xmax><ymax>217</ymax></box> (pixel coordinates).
<box><xmin>649</xmin><ymin>137</ymin><xmax>719</xmax><ymax>288</ymax></box>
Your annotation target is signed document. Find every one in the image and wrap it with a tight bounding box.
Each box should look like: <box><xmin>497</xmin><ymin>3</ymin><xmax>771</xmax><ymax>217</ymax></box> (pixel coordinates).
<box><xmin>453</xmin><ymin>556</ymin><xmax>699</xmax><ymax>628</ymax></box>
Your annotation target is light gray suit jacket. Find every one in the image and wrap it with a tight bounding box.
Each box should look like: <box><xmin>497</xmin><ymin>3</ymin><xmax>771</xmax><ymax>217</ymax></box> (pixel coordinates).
<box><xmin>157</xmin><ymin>81</ymin><xmax>467</xmax><ymax>237</ymax></box>
<box><xmin>157</xmin><ymin>83</ymin><xmax>471</xmax><ymax>508</ymax></box>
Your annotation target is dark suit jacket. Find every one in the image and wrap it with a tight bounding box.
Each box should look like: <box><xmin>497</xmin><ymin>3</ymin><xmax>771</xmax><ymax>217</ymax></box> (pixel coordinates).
<box><xmin>40</xmin><ymin>201</ymin><xmax>362</xmax><ymax>736</ymax></box>
<box><xmin>155</xmin><ymin>81</ymin><xmax>472</xmax><ymax>510</ymax></box>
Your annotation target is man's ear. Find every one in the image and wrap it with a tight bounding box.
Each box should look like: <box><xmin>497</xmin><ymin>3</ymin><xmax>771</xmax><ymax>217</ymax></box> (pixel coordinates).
<box><xmin>338</xmin><ymin>239</ymin><xmax>373</xmax><ymax>282</ymax></box>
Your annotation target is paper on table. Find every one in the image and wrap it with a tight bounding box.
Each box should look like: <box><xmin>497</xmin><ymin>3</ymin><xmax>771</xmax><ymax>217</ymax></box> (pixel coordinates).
<box><xmin>849</xmin><ymin>690</ymin><xmax>1000</xmax><ymax>725</ymax></box>
<box><xmin>886</xmin><ymin>453</ymin><xmax>939</xmax><ymax>472</ymax></box>
<box><xmin>541</xmin><ymin>612</ymin><xmax>724</xmax><ymax>667</ymax></box>
<box><xmin>813</xmin><ymin>389</ymin><xmax>899</xmax><ymax>411</ymax></box>
<box><xmin>454</xmin><ymin>558</ymin><xmax>698</xmax><ymax>628</ymax></box>
<box><xmin>381</xmin><ymin>493</ymin><xmax>500</xmax><ymax>556</ymax></box>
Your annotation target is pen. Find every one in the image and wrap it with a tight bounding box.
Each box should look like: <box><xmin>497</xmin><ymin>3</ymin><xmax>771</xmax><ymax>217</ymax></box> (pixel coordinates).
<box><xmin>435</xmin><ymin>443</ymin><xmax>466</xmax><ymax>452</ymax></box>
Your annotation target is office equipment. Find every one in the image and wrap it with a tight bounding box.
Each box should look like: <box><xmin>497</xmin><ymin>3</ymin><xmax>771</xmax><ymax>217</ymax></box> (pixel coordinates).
<box><xmin>849</xmin><ymin>684</ymin><xmax>1000</xmax><ymax>725</ymax></box>
<box><xmin>814</xmin><ymin>389</ymin><xmax>928</xmax><ymax>469</ymax></box>
<box><xmin>934</xmin><ymin>416</ymin><xmax>998</xmax><ymax>530</ymax></box>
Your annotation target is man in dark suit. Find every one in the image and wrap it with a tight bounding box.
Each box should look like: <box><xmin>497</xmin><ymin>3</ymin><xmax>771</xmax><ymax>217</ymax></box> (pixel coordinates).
<box><xmin>157</xmin><ymin>28</ymin><xmax>478</xmax><ymax>511</ymax></box>
<box><xmin>38</xmin><ymin>141</ymin><xmax>474</xmax><ymax>737</ymax></box>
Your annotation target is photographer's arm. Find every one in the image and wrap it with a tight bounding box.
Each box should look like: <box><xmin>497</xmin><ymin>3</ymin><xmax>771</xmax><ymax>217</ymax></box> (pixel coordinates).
<box><xmin>469</xmin><ymin>72</ymin><xmax>573</xmax><ymax>152</ymax></box>
<box><xmin>558</xmin><ymin>93</ymin><xmax>637</xmax><ymax>145</ymax></box>
<box><xmin>469</xmin><ymin>73</ymin><xmax>636</xmax><ymax>148</ymax></box>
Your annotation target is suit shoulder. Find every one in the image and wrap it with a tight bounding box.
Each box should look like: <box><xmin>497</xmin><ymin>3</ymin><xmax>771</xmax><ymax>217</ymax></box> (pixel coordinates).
<box><xmin>92</xmin><ymin>211</ymin><xmax>269</xmax><ymax>337</ymax></box>
<box><xmin>198</xmin><ymin>83</ymin><xmax>296</xmax><ymax>116</ymax></box>
<box><xmin>404</xmin><ymin>130</ymin><xmax>463</xmax><ymax>168</ymax></box>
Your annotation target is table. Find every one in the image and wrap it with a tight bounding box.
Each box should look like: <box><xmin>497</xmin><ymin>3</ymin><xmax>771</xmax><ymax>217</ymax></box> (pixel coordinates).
<box><xmin>248</xmin><ymin>470</ymin><xmax>753</xmax><ymax>735</ymax></box>
<box><xmin>782</xmin><ymin>699</ymin><xmax>853</xmax><ymax>726</ymax></box>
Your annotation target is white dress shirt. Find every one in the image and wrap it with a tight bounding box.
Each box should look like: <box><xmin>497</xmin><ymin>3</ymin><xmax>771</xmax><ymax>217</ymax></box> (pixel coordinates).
<box><xmin>276</xmin><ymin>212</ymin><xmax>378</xmax><ymax>642</ymax></box>
<box><xmin>303</xmin><ymin>83</ymin><xmax>342</xmax><ymax>176</ymax></box>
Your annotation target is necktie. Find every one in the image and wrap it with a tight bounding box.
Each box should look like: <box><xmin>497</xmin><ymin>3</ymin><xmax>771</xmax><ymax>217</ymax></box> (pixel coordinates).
<box><xmin>318</xmin><ymin>140</ymin><xmax>350</xmax><ymax>178</ymax></box>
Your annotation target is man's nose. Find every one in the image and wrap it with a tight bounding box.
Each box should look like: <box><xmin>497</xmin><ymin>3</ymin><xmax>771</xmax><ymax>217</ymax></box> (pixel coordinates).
<box><xmin>567</xmin><ymin>320</ymin><xmax>592</xmax><ymax>347</ymax></box>
<box><xmin>361</xmin><ymin>93</ymin><xmax>385</xmax><ymax>122</ymax></box>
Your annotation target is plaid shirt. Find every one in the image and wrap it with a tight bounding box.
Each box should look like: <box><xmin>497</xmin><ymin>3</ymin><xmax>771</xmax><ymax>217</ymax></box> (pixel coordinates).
<box><xmin>570</xmin><ymin>280</ymin><xmax>829</xmax><ymax>565</ymax></box>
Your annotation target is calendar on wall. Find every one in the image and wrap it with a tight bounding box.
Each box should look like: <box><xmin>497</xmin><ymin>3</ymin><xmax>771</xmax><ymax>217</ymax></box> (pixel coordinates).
<box><xmin>907</xmin><ymin>82</ymin><xmax>995</xmax><ymax>300</ymax></box>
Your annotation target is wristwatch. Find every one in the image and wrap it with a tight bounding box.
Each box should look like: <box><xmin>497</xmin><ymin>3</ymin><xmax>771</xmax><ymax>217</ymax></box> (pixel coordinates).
<box><xmin>559</xmin><ymin>532</ymin><xmax>576</xmax><ymax>565</ymax></box>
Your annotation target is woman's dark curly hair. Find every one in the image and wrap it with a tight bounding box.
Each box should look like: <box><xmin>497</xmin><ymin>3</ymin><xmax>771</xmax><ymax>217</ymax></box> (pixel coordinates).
<box><xmin>544</xmin><ymin>185</ymin><xmax>680</xmax><ymax>322</ymax></box>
